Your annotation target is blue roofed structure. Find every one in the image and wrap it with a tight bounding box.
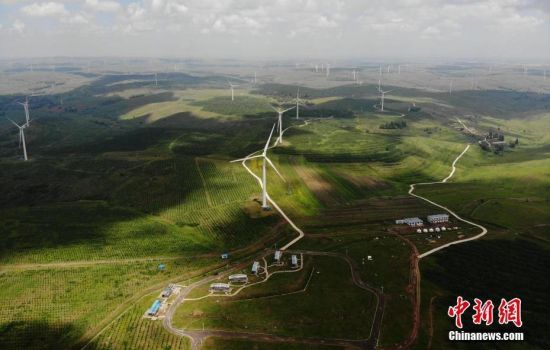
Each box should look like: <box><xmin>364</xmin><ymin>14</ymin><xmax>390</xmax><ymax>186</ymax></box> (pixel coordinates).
<box><xmin>147</xmin><ymin>300</ymin><xmax>162</xmax><ymax>316</ymax></box>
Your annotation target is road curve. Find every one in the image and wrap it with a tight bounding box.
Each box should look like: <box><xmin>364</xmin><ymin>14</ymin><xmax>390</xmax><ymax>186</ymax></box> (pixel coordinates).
<box><xmin>237</xmin><ymin>118</ymin><xmax>332</xmax><ymax>251</ymax></box>
<box><xmin>408</xmin><ymin>144</ymin><xmax>489</xmax><ymax>259</ymax></box>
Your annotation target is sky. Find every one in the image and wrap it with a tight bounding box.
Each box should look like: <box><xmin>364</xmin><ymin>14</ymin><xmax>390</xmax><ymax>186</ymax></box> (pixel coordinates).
<box><xmin>0</xmin><ymin>0</ymin><xmax>549</xmax><ymax>61</ymax></box>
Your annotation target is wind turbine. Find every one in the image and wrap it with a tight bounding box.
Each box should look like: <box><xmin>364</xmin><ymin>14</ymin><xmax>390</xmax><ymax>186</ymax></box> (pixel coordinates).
<box><xmin>8</xmin><ymin>118</ymin><xmax>28</xmax><ymax>161</ymax></box>
<box><xmin>228</xmin><ymin>81</ymin><xmax>238</xmax><ymax>101</ymax></box>
<box><xmin>378</xmin><ymin>83</ymin><xmax>393</xmax><ymax>112</ymax></box>
<box><xmin>326</xmin><ymin>63</ymin><xmax>330</xmax><ymax>77</ymax></box>
<box><xmin>271</xmin><ymin>105</ymin><xmax>295</xmax><ymax>144</ymax></box>
<box><xmin>231</xmin><ymin>124</ymin><xmax>285</xmax><ymax>210</ymax></box>
<box><xmin>18</xmin><ymin>97</ymin><xmax>30</xmax><ymax>127</ymax></box>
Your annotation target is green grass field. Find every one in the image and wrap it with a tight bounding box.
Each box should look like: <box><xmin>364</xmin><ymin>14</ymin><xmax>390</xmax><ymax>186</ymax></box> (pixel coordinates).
<box><xmin>173</xmin><ymin>256</ymin><xmax>377</xmax><ymax>340</ymax></box>
<box><xmin>1</xmin><ymin>65</ymin><xmax>549</xmax><ymax>349</ymax></box>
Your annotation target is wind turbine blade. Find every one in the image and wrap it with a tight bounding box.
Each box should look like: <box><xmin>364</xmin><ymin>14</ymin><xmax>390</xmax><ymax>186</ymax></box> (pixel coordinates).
<box><xmin>282</xmin><ymin>106</ymin><xmax>296</xmax><ymax>113</ymax></box>
<box><xmin>230</xmin><ymin>155</ymin><xmax>263</xmax><ymax>163</ymax></box>
<box><xmin>265</xmin><ymin>157</ymin><xmax>286</xmax><ymax>182</ymax></box>
<box><xmin>7</xmin><ymin>118</ymin><xmax>20</xmax><ymax>128</ymax></box>
<box><xmin>264</xmin><ymin>123</ymin><xmax>276</xmax><ymax>154</ymax></box>
<box><xmin>270</xmin><ymin>105</ymin><xmax>280</xmax><ymax>113</ymax></box>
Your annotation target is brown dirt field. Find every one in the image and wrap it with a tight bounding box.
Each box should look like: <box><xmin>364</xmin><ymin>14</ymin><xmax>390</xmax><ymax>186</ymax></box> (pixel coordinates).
<box><xmin>340</xmin><ymin>173</ymin><xmax>390</xmax><ymax>189</ymax></box>
<box><xmin>294</xmin><ymin>165</ymin><xmax>338</xmax><ymax>206</ymax></box>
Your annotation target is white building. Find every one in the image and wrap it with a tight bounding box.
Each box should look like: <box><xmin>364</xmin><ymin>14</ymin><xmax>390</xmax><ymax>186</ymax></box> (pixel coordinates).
<box><xmin>416</xmin><ymin>228</ymin><xmax>422</xmax><ymax>233</ymax></box>
<box><xmin>251</xmin><ymin>261</ymin><xmax>260</xmax><ymax>274</ymax></box>
<box><xmin>228</xmin><ymin>274</ymin><xmax>248</xmax><ymax>283</ymax></box>
<box><xmin>210</xmin><ymin>283</ymin><xmax>231</xmax><ymax>292</ymax></box>
<box><xmin>427</xmin><ymin>214</ymin><xmax>449</xmax><ymax>224</ymax></box>
<box><xmin>395</xmin><ymin>217</ymin><xmax>424</xmax><ymax>227</ymax></box>
<box><xmin>291</xmin><ymin>255</ymin><xmax>298</xmax><ymax>268</ymax></box>
<box><xmin>274</xmin><ymin>250</ymin><xmax>282</xmax><ymax>263</ymax></box>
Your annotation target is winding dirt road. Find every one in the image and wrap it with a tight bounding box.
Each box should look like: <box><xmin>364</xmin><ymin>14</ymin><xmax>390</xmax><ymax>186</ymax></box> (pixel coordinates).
<box><xmin>408</xmin><ymin>144</ymin><xmax>489</xmax><ymax>259</ymax></box>
<box><xmin>162</xmin><ymin>117</ymin><xmax>386</xmax><ymax>350</ymax></box>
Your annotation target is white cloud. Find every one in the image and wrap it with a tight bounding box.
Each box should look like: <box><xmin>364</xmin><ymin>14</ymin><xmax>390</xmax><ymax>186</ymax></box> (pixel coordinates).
<box><xmin>85</xmin><ymin>0</ymin><xmax>122</xmax><ymax>13</ymax></box>
<box><xmin>21</xmin><ymin>2</ymin><xmax>68</xmax><ymax>17</ymax></box>
<box><xmin>1</xmin><ymin>0</ymin><xmax>548</xmax><ymax>58</ymax></box>
<box><xmin>64</xmin><ymin>13</ymin><xmax>90</xmax><ymax>25</ymax></box>
<box><xmin>12</xmin><ymin>19</ymin><xmax>25</xmax><ymax>33</ymax></box>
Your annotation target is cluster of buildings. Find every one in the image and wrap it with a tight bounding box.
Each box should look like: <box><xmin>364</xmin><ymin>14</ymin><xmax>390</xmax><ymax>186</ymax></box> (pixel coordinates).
<box><xmin>146</xmin><ymin>283</ymin><xmax>177</xmax><ymax>317</ymax></box>
<box><xmin>209</xmin><ymin>273</ymin><xmax>249</xmax><ymax>293</ymax></box>
<box><xmin>273</xmin><ymin>250</ymin><xmax>300</xmax><ymax>269</ymax></box>
<box><xmin>209</xmin><ymin>252</ymin><xmax>301</xmax><ymax>294</ymax></box>
<box><xmin>395</xmin><ymin>213</ymin><xmax>450</xmax><ymax>227</ymax></box>
<box><xmin>415</xmin><ymin>226</ymin><xmax>459</xmax><ymax>234</ymax></box>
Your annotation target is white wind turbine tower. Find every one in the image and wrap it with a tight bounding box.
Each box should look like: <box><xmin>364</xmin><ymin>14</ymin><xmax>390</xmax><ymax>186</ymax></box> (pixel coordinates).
<box><xmin>228</xmin><ymin>81</ymin><xmax>239</xmax><ymax>101</ymax></box>
<box><xmin>18</xmin><ymin>97</ymin><xmax>31</xmax><ymax>127</ymax></box>
<box><xmin>378</xmin><ymin>83</ymin><xmax>393</xmax><ymax>112</ymax></box>
<box><xmin>8</xmin><ymin>118</ymin><xmax>28</xmax><ymax>161</ymax></box>
<box><xmin>231</xmin><ymin>124</ymin><xmax>285</xmax><ymax>210</ymax></box>
<box><xmin>295</xmin><ymin>88</ymin><xmax>305</xmax><ymax>119</ymax></box>
<box><xmin>272</xmin><ymin>105</ymin><xmax>295</xmax><ymax>144</ymax></box>
<box><xmin>326</xmin><ymin>63</ymin><xmax>330</xmax><ymax>77</ymax></box>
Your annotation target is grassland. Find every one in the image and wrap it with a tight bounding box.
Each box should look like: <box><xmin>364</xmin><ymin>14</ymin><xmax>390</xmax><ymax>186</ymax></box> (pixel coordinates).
<box><xmin>415</xmin><ymin>236</ymin><xmax>549</xmax><ymax>350</ymax></box>
<box><xmin>0</xmin><ymin>257</ymin><xmax>216</xmax><ymax>350</ymax></box>
<box><xmin>87</xmin><ymin>296</ymin><xmax>190</xmax><ymax>350</ymax></box>
<box><xmin>1</xmin><ymin>64</ymin><xmax>549</xmax><ymax>350</ymax></box>
<box><xmin>173</xmin><ymin>256</ymin><xmax>377</xmax><ymax>340</ymax></box>
<box><xmin>201</xmin><ymin>338</ymin><xmax>346</xmax><ymax>349</ymax></box>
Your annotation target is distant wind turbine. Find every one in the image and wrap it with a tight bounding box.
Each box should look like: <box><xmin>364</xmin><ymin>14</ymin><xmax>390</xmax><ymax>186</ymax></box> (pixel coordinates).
<box><xmin>8</xmin><ymin>118</ymin><xmax>28</xmax><ymax>161</ymax></box>
<box><xmin>18</xmin><ymin>97</ymin><xmax>30</xmax><ymax>127</ymax></box>
<box><xmin>326</xmin><ymin>63</ymin><xmax>331</xmax><ymax>77</ymax></box>
<box><xmin>295</xmin><ymin>88</ymin><xmax>305</xmax><ymax>119</ymax></box>
<box><xmin>271</xmin><ymin>105</ymin><xmax>295</xmax><ymax>144</ymax></box>
<box><xmin>378</xmin><ymin>83</ymin><xmax>393</xmax><ymax>112</ymax></box>
<box><xmin>228</xmin><ymin>81</ymin><xmax>239</xmax><ymax>101</ymax></box>
<box><xmin>231</xmin><ymin>124</ymin><xmax>285</xmax><ymax>210</ymax></box>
